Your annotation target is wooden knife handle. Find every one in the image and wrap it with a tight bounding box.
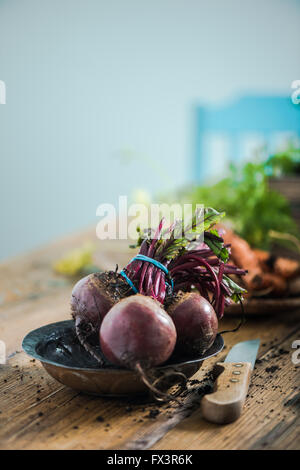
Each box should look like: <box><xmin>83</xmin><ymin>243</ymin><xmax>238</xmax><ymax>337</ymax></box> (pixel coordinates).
<box><xmin>201</xmin><ymin>362</ymin><xmax>252</xmax><ymax>424</ymax></box>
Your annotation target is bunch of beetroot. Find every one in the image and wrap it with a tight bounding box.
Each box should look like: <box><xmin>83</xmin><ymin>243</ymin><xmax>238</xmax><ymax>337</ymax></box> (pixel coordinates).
<box><xmin>70</xmin><ymin>208</ymin><xmax>246</xmax><ymax>398</ymax></box>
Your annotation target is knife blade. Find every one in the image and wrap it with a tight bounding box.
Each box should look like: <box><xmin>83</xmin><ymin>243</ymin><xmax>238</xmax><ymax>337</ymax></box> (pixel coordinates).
<box><xmin>201</xmin><ymin>339</ymin><xmax>260</xmax><ymax>424</ymax></box>
<box><xmin>224</xmin><ymin>339</ymin><xmax>260</xmax><ymax>368</ymax></box>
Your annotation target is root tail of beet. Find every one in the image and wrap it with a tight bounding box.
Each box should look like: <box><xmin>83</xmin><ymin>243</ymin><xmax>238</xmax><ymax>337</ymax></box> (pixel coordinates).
<box><xmin>75</xmin><ymin>323</ymin><xmax>104</xmax><ymax>365</ymax></box>
<box><xmin>135</xmin><ymin>362</ymin><xmax>187</xmax><ymax>403</ymax></box>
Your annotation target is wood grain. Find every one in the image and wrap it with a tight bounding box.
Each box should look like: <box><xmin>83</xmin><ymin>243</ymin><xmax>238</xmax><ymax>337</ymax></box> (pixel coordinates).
<box><xmin>153</xmin><ymin>328</ymin><xmax>300</xmax><ymax>450</ymax></box>
<box><xmin>0</xmin><ymin>230</ymin><xmax>299</xmax><ymax>450</ymax></box>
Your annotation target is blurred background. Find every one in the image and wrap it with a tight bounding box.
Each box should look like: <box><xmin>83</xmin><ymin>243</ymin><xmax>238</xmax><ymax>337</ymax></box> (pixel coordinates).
<box><xmin>0</xmin><ymin>0</ymin><xmax>300</xmax><ymax>261</ymax></box>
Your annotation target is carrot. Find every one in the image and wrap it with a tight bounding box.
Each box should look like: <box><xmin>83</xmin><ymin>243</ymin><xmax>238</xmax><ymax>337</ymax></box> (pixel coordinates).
<box><xmin>216</xmin><ymin>225</ymin><xmax>289</xmax><ymax>295</ymax></box>
<box><xmin>252</xmin><ymin>249</ymin><xmax>272</xmax><ymax>273</ymax></box>
<box><xmin>273</xmin><ymin>257</ymin><xmax>300</xmax><ymax>279</ymax></box>
<box><xmin>217</xmin><ymin>226</ymin><xmax>265</xmax><ymax>290</ymax></box>
<box><xmin>253</xmin><ymin>249</ymin><xmax>270</xmax><ymax>264</ymax></box>
<box><xmin>253</xmin><ymin>249</ymin><xmax>299</xmax><ymax>279</ymax></box>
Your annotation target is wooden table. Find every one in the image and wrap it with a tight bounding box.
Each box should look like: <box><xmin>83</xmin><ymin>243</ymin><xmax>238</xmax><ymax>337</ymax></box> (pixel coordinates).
<box><xmin>0</xmin><ymin>229</ymin><xmax>299</xmax><ymax>450</ymax></box>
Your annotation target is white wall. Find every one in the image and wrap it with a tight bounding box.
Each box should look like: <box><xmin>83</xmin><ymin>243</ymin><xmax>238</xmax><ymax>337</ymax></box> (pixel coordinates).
<box><xmin>0</xmin><ymin>0</ymin><xmax>299</xmax><ymax>260</ymax></box>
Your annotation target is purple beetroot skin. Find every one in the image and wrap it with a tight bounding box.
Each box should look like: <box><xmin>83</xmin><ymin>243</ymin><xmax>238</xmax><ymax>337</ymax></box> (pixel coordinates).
<box><xmin>99</xmin><ymin>294</ymin><xmax>177</xmax><ymax>369</ymax></box>
<box><xmin>71</xmin><ymin>272</ymin><xmax>121</xmax><ymax>361</ymax></box>
<box><xmin>167</xmin><ymin>292</ymin><xmax>218</xmax><ymax>356</ymax></box>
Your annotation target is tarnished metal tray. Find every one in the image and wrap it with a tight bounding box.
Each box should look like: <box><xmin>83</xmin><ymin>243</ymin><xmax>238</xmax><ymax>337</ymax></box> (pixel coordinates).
<box><xmin>22</xmin><ymin>320</ymin><xmax>224</xmax><ymax>397</ymax></box>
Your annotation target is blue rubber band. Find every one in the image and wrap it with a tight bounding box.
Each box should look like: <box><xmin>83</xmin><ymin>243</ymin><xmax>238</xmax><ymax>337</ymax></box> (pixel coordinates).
<box><xmin>120</xmin><ymin>255</ymin><xmax>174</xmax><ymax>293</ymax></box>
<box><xmin>119</xmin><ymin>270</ymin><xmax>138</xmax><ymax>293</ymax></box>
<box><xmin>130</xmin><ymin>254</ymin><xmax>174</xmax><ymax>291</ymax></box>
<box><xmin>132</xmin><ymin>254</ymin><xmax>169</xmax><ymax>275</ymax></box>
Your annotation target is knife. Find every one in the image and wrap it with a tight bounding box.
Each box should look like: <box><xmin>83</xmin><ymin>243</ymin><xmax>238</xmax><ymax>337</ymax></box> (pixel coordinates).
<box><xmin>201</xmin><ymin>339</ymin><xmax>260</xmax><ymax>424</ymax></box>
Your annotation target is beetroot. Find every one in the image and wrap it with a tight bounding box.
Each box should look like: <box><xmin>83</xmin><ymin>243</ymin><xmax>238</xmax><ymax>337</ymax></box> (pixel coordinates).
<box><xmin>99</xmin><ymin>294</ymin><xmax>182</xmax><ymax>399</ymax></box>
<box><xmin>70</xmin><ymin>208</ymin><xmax>246</xmax><ymax>383</ymax></box>
<box><xmin>100</xmin><ymin>294</ymin><xmax>176</xmax><ymax>368</ymax></box>
<box><xmin>167</xmin><ymin>292</ymin><xmax>218</xmax><ymax>356</ymax></box>
<box><xmin>71</xmin><ymin>271</ymin><xmax>128</xmax><ymax>362</ymax></box>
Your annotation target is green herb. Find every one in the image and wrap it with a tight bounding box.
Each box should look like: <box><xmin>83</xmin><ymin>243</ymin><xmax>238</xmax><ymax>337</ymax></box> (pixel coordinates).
<box><xmin>170</xmin><ymin>156</ymin><xmax>299</xmax><ymax>249</ymax></box>
<box><xmin>265</xmin><ymin>143</ymin><xmax>300</xmax><ymax>177</ymax></box>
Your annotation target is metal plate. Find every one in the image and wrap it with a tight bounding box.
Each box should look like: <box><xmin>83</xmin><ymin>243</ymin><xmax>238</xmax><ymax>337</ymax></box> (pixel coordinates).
<box><xmin>22</xmin><ymin>320</ymin><xmax>224</xmax><ymax>397</ymax></box>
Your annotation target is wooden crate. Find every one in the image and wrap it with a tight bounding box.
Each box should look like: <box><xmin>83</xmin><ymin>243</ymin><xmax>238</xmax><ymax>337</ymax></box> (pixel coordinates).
<box><xmin>269</xmin><ymin>176</ymin><xmax>300</xmax><ymax>230</ymax></box>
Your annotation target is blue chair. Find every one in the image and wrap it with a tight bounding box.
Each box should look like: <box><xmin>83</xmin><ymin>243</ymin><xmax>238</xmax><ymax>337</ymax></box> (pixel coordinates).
<box><xmin>194</xmin><ymin>95</ymin><xmax>300</xmax><ymax>182</ymax></box>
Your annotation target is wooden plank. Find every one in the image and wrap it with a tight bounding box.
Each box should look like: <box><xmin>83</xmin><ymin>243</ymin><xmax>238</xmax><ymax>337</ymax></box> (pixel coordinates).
<box><xmin>0</xmin><ymin>232</ymin><xmax>299</xmax><ymax>450</ymax></box>
<box><xmin>151</xmin><ymin>326</ymin><xmax>300</xmax><ymax>450</ymax></box>
<box><xmin>0</xmin><ymin>313</ymin><xmax>299</xmax><ymax>449</ymax></box>
<box><xmin>0</xmin><ymin>230</ymin><xmax>133</xmax><ymax>313</ymax></box>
